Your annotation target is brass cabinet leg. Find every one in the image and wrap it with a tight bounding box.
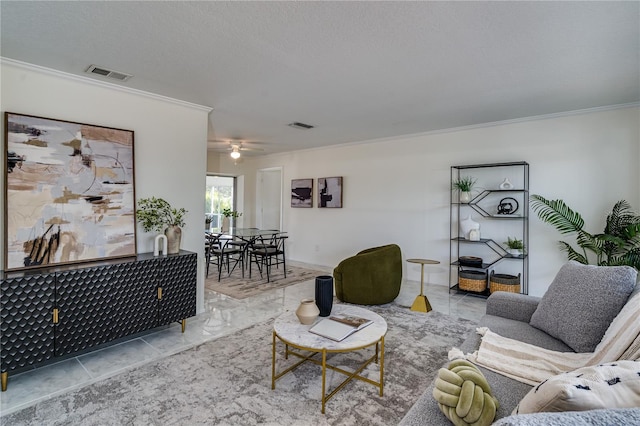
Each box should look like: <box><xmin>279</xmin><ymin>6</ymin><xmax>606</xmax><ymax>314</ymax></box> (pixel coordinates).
<box><xmin>181</xmin><ymin>319</ymin><xmax>186</xmax><ymax>333</ymax></box>
<box><xmin>1</xmin><ymin>372</ymin><xmax>7</xmax><ymax>392</ymax></box>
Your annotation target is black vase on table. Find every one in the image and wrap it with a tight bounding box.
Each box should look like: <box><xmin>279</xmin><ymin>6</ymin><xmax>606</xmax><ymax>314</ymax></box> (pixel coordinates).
<box><xmin>315</xmin><ymin>275</ymin><xmax>334</xmax><ymax>317</ymax></box>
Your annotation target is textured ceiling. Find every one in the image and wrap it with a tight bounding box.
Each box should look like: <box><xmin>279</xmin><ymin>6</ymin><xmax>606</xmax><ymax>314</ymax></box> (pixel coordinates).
<box><xmin>1</xmin><ymin>1</ymin><xmax>638</xmax><ymax>156</ymax></box>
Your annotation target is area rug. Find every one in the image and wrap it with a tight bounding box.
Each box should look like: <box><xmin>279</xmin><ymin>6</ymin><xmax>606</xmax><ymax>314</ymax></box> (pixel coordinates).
<box><xmin>205</xmin><ymin>264</ymin><xmax>327</xmax><ymax>299</ymax></box>
<box><xmin>2</xmin><ymin>304</ymin><xmax>475</xmax><ymax>426</ymax></box>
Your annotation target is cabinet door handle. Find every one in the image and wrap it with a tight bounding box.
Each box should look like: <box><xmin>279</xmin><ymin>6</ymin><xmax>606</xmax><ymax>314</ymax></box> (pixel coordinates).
<box><xmin>158</xmin><ymin>287</ymin><xmax>163</xmax><ymax>300</ymax></box>
<box><xmin>53</xmin><ymin>308</ymin><xmax>59</xmax><ymax>324</ymax></box>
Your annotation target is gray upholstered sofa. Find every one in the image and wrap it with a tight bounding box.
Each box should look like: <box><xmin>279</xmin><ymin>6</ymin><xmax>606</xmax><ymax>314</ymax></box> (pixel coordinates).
<box><xmin>400</xmin><ymin>262</ymin><xmax>640</xmax><ymax>425</ymax></box>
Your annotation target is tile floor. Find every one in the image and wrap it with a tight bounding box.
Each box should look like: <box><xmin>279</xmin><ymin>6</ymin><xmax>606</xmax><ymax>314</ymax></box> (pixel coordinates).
<box><xmin>0</xmin><ymin>262</ymin><xmax>487</xmax><ymax>417</ymax></box>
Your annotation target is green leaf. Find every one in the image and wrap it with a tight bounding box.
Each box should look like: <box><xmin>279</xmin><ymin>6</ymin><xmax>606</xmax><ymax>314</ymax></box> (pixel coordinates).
<box><xmin>530</xmin><ymin>195</ymin><xmax>584</xmax><ymax>235</ymax></box>
<box><xmin>558</xmin><ymin>241</ymin><xmax>588</xmax><ymax>264</ymax></box>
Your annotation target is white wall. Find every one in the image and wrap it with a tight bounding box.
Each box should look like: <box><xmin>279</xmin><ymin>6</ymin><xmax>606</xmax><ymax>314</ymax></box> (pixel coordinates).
<box><xmin>1</xmin><ymin>60</ymin><xmax>211</xmax><ymax>312</ymax></box>
<box><xmin>212</xmin><ymin>106</ymin><xmax>640</xmax><ymax>297</ymax></box>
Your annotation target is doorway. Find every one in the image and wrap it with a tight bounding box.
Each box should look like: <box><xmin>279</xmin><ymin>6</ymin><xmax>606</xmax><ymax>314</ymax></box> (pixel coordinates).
<box><xmin>257</xmin><ymin>167</ymin><xmax>282</xmax><ymax>230</ymax></box>
<box><xmin>205</xmin><ymin>175</ymin><xmax>236</xmax><ymax>230</ymax></box>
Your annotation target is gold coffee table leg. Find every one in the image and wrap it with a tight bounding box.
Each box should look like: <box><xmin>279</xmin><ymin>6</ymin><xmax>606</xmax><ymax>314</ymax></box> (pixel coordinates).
<box><xmin>321</xmin><ymin>349</ymin><xmax>327</xmax><ymax>414</ymax></box>
<box><xmin>271</xmin><ymin>331</ymin><xmax>276</xmax><ymax>390</ymax></box>
<box><xmin>379</xmin><ymin>336</ymin><xmax>385</xmax><ymax>396</ymax></box>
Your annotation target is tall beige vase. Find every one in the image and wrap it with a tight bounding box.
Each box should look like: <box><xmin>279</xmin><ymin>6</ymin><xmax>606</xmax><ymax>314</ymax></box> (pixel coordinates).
<box><xmin>164</xmin><ymin>225</ymin><xmax>182</xmax><ymax>254</ymax></box>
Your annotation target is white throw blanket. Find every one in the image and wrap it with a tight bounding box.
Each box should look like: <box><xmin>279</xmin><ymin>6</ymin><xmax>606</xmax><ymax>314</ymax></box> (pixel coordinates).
<box><xmin>452</xmin><ymin>291</ymin><xmax>640</xmax><ymax>386</ymax></box>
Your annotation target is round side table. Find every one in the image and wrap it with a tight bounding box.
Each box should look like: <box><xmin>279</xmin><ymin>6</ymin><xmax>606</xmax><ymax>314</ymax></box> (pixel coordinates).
<box><xmin>406</xmin><ymin>258</ymin><xmax>440</xmax><ymax>313</ymax></box>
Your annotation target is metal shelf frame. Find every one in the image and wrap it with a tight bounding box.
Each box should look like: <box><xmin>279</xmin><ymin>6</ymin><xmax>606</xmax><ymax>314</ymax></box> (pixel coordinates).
<box><xmin>449</xmin><ymin>161</ymin><xmax>529</xmax><ymax>297</ymax></box>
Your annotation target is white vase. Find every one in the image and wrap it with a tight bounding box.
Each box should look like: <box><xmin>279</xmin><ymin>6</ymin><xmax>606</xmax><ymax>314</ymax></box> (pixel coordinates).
<box><xmin>221</xmin><ymin>216</ymin><xmax>230</xmax><ymax>232</ymax></box>
<box><xmin>295</xmin><ymin>299</ymin><xmax>320</xmax><ymax>325</ymax></box>
<box><xmin>164</xmin><ymin>225</ymin><xmax>182</xmax><ymax>254</ymax></box>
<box><xmin>459</xmin><ymin>191</ymin><xmax>471</xmax><ymax>203</ymax></box>
<box><xmin>460</xmin><ymin>215</ymin><xmax>480</xmax><ymax>240</ymax></box>
<box><xmin>469</xmin><ymin>229</ymin><xmax>481</xmax><ymax>241</ymax></box>
<box><xmin>499</xmin><ymin>178</ymin><xmax>514</xmax><ymax>190</ymax></box>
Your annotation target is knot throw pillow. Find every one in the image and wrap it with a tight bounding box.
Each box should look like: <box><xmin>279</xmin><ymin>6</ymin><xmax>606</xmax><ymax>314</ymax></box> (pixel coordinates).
<box><xmin>433</xmin><ymin>359</ymin><xmax>499</xmax><ymax>426</ymax></box>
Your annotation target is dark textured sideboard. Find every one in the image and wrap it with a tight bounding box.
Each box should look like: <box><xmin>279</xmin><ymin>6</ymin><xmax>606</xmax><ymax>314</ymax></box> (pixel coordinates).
<box><xmin>0</xmin><ymin>250</ymin><xmax>197</xmax><ymax>391</ymax></box>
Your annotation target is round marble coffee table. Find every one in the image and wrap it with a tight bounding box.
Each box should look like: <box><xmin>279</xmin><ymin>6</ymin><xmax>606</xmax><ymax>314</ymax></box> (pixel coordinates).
<box><xmin>271</xmin><ymin>304</ymin><xmax>387</xmax><ymax>413</ymax></box>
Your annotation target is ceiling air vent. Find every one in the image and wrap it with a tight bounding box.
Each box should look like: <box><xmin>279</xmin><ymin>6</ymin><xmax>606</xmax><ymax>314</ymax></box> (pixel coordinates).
<box><xmin>288</xmin><ymin>122</ymin><xmax>315</xmax><ymax>130</ymax></box>
<box><xmin>85</xmin><ymin>65</ymin><xmax>132</xmax><ymax>81</ymax></box>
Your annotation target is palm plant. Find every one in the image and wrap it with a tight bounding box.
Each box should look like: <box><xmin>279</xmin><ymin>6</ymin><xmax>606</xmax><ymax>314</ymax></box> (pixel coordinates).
<box><xmin>530</xmin><ymin>195</ymin><xmax>640</xmax><ymax>269</ymax></box>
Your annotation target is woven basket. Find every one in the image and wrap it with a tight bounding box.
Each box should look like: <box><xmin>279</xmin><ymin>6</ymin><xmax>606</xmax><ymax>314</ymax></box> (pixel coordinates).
<box><xmin>490</xmin><ymin>272</ymin><xmax>521</xmax><ymax>294</ymax></box>
<box><xmin>459</xmin><ymin>270</ymin><xmax>487</xmax><ymax>292</ymax></box>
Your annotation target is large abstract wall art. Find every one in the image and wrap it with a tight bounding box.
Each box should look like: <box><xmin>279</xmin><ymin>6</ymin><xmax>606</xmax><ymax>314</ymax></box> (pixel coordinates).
<box><xmin>4</xmin><ymin>112</ymin><xmax>137</xmax><ymax>271</ymax></box>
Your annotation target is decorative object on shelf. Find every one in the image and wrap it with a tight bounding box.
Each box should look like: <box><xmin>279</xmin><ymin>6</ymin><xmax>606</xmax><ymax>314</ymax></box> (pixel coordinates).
<box><xmin>154</xmin><ymin>234</ymin><xmax>168</xmax><ymax>256</ymax></box>
<box><xmin>499</xmin><ymin>177</ymin><xmax>514</xmax><ymax>190</ymax></box>
<box><xmin>489</xmin><ymin>271</ymin><xmax>521</xmax><ymax>294</ymax></box>
<box><xmin>531</xmin><ymin>195</ymin><xmax>640</xmax><ymax>270</ymax></box>
<box><xmin>452</xmin><ymin>176</ymin><xmax>477</xmax><ymax>203</ymax></box>
<box><xmin>137</xmin><ymin>197</ymin><xmax>187</xmax><ymax>254</ymax></box>
<box><xmin>295</xmin><ymin>298</ymin><xmax>320</xmax><ymax>325</ymax></box>
<box><xmin>318</xmin><ymin>176</ymin><xmax>343</xmax><ymax>208</ymax></box>
<box><xmin>4</xmin><ymin>112</ymin><xmax>136</xmax><ymax>271</ymax></box>
<box><xmin>469</xmin><ymin>229</ymin><xmax>481</xmax><ymax>241</ymax></box>
<box><xmin>459</xmin><ymin>270</ymin><xmax>487</xmax><ymax>292</ymax></box>
<box><xmin>205</xmin><ymin>214</ymin><xmax>213</xmax><ymax>230</ymax></box>
<box><xmin>460</xmin><ymin>215</ymin><xmax>480</xmax><ymax>239</ymax></box>
<box><xmin>314</xmin><ymin>276</ymin><xmax>334</xmax><ymax>317</ymax></box>
<box><xmin>497</xmin><ymin>197</ymin><xmax>519</xmax><ymax>215</ymax></box>
<box><xmin>459</xmin><ymin>256</ymin><xmax>483</xmax><ymax>267</ymax></box>
<box><xmin>504</xmin><ymin>237</ymin><xmax>524</xmax><ymax>256</ymax></box>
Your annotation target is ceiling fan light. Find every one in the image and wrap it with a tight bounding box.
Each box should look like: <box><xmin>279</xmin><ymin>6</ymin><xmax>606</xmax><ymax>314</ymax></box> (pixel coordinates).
<box><xmin>230</xmin><ymin>149</ymin><xmax>241</xmax><ymax>159</ymax></box>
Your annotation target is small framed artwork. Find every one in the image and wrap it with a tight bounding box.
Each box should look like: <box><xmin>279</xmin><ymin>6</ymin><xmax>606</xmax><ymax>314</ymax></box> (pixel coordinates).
<box><xmin>318</xmin><ymin>177</ymin><xmax>343</xmax><ymax>208</ymax></box>
<box><xmin>291</xmin><ymin>178</ymin><xmax>313</xmax><ymax>208</ymax></box>
<box><xmin>4</xmin><ymin>112</ymin><xmax>137</xmax><ymax>271</ymax></box>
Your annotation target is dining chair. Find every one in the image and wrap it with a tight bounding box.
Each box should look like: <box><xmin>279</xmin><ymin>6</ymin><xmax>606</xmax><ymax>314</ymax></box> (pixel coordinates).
<box><xmin>248</xmin><ymin>234</ymin><xmax>287</xmax><ymax>283</ymax></box>
<box><xmin>207</xmin><ymin>234</ymin><xmax>244</xmax><ymax>281</ymax></box>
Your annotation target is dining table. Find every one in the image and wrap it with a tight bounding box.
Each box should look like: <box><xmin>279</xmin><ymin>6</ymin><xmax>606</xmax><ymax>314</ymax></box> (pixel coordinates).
<box><xmin>205</xmin><ymin>228</ymin><xmax>286</xmax><ymax>274</ymax></box>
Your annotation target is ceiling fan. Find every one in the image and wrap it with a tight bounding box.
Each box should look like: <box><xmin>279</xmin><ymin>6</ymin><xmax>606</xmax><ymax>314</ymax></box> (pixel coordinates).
<box><xmin>207</xmin><ymin>140</ymin><xmax>265</xmax><ymax>159</ymax></box>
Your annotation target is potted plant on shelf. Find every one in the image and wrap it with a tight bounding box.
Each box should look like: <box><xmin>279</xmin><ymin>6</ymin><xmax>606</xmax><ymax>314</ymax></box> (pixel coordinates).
<box><xmin>504</xmin><ymin>237</ymin><xmax>525</xmax><ymax>256</ymax></box>
<box><xmin>137</xmin><ymin>197</ymin><xmax>188</xmax><ymax>254</ymax></box>
<box><xmin>221</xmin><ymin>208</ymin><xmax>242</xmax><ymax>232</ymax></box>
<box><xmin>452</xmin><ymin>176</ymin><xmax>477</xmax><ymax>203</ymax></box>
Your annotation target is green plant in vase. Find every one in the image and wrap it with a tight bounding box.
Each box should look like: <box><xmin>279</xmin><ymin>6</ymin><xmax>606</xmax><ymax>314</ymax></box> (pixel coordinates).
<box><xmin>137</xmin><ymin>197</ymin><xmax>188</xmax><ymax>254</ymax></box>
<box><xmin>221</xmin><ymin>208</ymin><xmax>242</xmax><ymax>231</ymax></box>
<box><xmin>452</xmin><ymin>176</ymin><xmax>477</xmax><ymax>203</ymax></box>
<box><xmin>504</xmin><ymin>237</ymin><xmax>525</xmax><ymax>256</ymax></box>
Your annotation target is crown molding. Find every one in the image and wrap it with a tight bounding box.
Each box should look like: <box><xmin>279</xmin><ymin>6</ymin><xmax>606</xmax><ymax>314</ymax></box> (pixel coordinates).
<box><xmin>1</xmin><ymin>57</ymin><xmax>213</xmax><ymax>113</ymax></box>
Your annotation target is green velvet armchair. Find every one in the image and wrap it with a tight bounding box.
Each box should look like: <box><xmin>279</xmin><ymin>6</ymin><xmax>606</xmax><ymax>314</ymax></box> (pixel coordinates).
<box><xmin>333</xmin><ymin>244</ymin><xmax>403</xmax><ymax>305</ymax></box>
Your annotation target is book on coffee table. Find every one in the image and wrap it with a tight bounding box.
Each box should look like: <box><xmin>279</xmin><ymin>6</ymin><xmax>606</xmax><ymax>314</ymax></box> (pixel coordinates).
<box><xmin>309</xmin><ymin>314</ymin><xmax>373</xmax><ymax>341</ymax></box>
